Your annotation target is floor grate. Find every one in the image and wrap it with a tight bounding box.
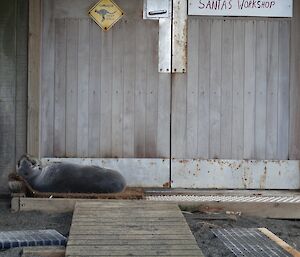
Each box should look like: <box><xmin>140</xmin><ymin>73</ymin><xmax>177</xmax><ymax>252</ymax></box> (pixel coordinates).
<box><xmin>0</xmin><ymin>230</ymin><xmax>67</xmax><ymax>250</ymax></box>
<box><xmin>146</xmin><ymin>195</ymin><xmax>300</xmax><ymax>203</ymax></box>
<box><xmin>212</xmin><ymin>228</ymin><xmax>292</xmax><ymax>257</ymax></box>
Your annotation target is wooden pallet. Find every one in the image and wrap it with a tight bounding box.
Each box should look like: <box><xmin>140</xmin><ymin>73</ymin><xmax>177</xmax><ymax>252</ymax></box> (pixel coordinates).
<box><xmin>65</xmin><ymin>201</ymin><xmax>205</xmax><ymax>257</ymax></box>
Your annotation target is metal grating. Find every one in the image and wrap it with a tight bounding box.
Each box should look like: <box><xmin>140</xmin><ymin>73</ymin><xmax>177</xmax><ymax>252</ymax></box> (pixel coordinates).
<box><xmin>0</xmin><ymin>230</ymin><xmax>67</xmax><ymax>250</ymax></box>
<box><xmin>146</xmin><ymin>195</ymin><xmax>300</xmax><ymax>203</ymax></box>
<box><xmin>212</xmin><ymin>228</ymin><xmax>292</xmax><ymax>257</ymax></box>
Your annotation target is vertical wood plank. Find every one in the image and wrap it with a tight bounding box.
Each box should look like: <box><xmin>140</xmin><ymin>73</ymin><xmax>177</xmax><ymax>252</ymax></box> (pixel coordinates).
<box><xmin>171</xmin><ymin>74</ymin><xmax>187</xmax><ymax>158</ymax></box>
<box><xmin>243</xmin><ymin>20</ymin><xmax>256</xmax><ymax>159</ymax></box>
<box><xmin>145</xmin><ymin>21</ymin><xmax>159</xmax><ymax>157</ymax></box>
<box><xmin>15</xmin><ymin>0</ymin><xmax>28</xmax><ymax>160</ymax></box>
<box><xmin>277</xmin><ymin>21</ymin><xmax>290</xmax><ymax>160</ymax></box>
<box><xmin>266</xmin><ymin>21</ymin><xmax>279</xmax><ymax>159</ymax></box>
<box><xmin>100</xmin><ymin>29</ymin><xmax>113</xmax><ymax>157</ymax></box>
<box><xmin>65</xmin><ymin>19</ymin><xmax>78</xmax><ymax>157</ymax></box>
<box><xmin>123</xmin><ymin>19</ymin><xmax>136</xmax><ymax>157</ymax></box>
<box><xmin>54</xmin><ymin>19</ymin><xmax>66</xmax><ymax>156</ymax></box>
<box><xmin>77</xmin><ymin>19</ymin><xmax>90</xmax><ymax>157</ymax></box>
<box><xmin>197</xmin><ymin>19</ymin><xmax>210</xmax><ymax>159</ymax></box>
<box><xmin>232</xmin><ymin>20</ymin><xmax>245</xmax><ymax>159</ymax></box>
<box><xmin>255</xmin><ymin>20</ymin><xmax>268</xmax><ymax>159</ymax></box>
<box><xmin>220</xmin><ymin>20</ymin><xmax>233</xmax><ymax>158</ymax></box>
<box><xmin>41</xmin><ymin>0</ymin><xmax>55</xmax><ymax>157</ymax></box>
<box><xmin>28</xmin><ymin>0</ymin><xmax>41</xmax><ymax>157</ymax></box>
<box><xmin>0</xmin><ymin>0</ymin><xmax>17</xmax><ymax>192</ymax></box>
<box><xmin>134</xmin><ymin>21</ymin><xmax>147</xmax><ymax>157</ymax></box>
<box><xmin>111</xmin><ymin>21</ymin><xmax>124</xmax><ymax>158</ymax></box>
<box><xmin>209</xmin><ymin>20</ymin><xmax>222</xmax><ymax>159</ymax></box>
<box><xmin>290</xmin><ymin>1</ymin><xmax>300</xmax><ymax>159</ymax></box>
<box><xmin>186</xmin><ymin>18</ymin><xmax>199</xmax><ymax>158</ymax></box>
<box><xmin>88</xmin><ymin>23</ymin><xmax>101</xmax><ymax>157</ymax></box>
<box><xmin>157</xmin><ymin>73</ymin><xmax>171</xmax><ymax>158</ymax></box>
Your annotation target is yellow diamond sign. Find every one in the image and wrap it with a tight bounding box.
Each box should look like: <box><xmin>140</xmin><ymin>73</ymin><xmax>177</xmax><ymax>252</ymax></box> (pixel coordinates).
<box><xmin>89</xmin><ymin>0</ymin><xmax>124</xmax><ymax>31</ymax></box>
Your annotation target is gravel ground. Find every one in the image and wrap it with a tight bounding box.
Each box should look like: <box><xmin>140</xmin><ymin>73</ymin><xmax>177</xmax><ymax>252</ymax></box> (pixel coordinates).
<box><xmin>184</xmin><ymin>211</ymin><xmax>300</xmax><ymax>257</ymax></box>
<box><xmin>0</xmin><ymin>199</ymin><xmax>72</xmax><ymax>257</ymax></box>
<box><xmin>1</xmin><ymin>198</ymin><xmax>300</xmax><ymax>257</ymax></box>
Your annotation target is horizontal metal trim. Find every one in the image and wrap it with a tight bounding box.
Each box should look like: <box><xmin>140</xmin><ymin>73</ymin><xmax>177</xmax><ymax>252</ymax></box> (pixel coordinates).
<box><xmin>41</xmin><ymin>158</ymin><xmax>170</xmax><ymax>188</ymax></box>
<box><xmin>171</xmin><ymin>159</ymin><xmax>300</xmax><ymax>189</ymax></box>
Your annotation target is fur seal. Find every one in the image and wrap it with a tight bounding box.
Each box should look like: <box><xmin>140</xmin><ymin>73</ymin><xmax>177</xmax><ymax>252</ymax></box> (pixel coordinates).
<box><xmin>16</xmin><ymin>155</ymin><xmax>126</xmax><ymax>193</ymax></box>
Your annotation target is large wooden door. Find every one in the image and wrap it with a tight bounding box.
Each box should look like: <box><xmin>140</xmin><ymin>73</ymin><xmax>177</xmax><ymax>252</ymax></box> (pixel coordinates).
<box><xmin>171</xmin><ymin>16</ymin><xmax>300</xmax><ymax>189</ymax></box>
<box><xmin>40</xmin><ymin>0</ymin><xmax>171</xmax><ymax>159</ymax></box>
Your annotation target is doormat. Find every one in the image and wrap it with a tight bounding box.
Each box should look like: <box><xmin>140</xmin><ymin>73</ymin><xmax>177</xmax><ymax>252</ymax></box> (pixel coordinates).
<box><xmin>212</xmin><ymin>228</ymin><xmax>293</xmax><ymax>257</ymax></box>
<box><xmin>9</xmin><ymin>173</ymin><xmax>144</xmax><ymax>199</ymax></box>
<box><xmin>0</xmin><ymin>230</ymin><xmax>67</xmax><ymax>249</ymax></box>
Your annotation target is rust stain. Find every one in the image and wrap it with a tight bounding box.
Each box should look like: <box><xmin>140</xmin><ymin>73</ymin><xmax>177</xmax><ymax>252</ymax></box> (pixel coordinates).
<box><xmin>179</xmin><ymin>159</ymin><xmax>189</xmax><ymax>164</ymax></box>
<box><xmin>163</xmin><ymin>181</ymin><xmax>171</xmax><ymax>188</ymax></box>
<box><xmin>259</xmin><ymin>166</ymin><xmax>267</xmax><ymax>189</ymax></box>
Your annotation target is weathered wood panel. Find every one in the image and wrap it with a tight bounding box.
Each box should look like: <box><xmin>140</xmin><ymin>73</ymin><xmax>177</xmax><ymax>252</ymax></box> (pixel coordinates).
<box><xmin>65</xmin><ymin>201</ymin><xmax>204</xmax><ymax>256</ymax></box>
<box><xmin>28</xmin><ymin>0</ymin><xmax>40</xmax><ymax>157</ymax></box>
<box><xmin>172</xmin><ymin>17</ymin><xmax>291</xmax><ymax>160</ymax></box>
<box><xmin>0</xmin><ymin>0</ymin><xmax>27</xmax><ymax>193</ymax></box>
<box><xmin>40</xmin><ymin>0</ymin><xmax>170</xmax><ymax>158</ymax></box>
<box><xmin>290</xmin><ymin>2</ymin><xmax>300</xmax><ymax>160</ymax></box>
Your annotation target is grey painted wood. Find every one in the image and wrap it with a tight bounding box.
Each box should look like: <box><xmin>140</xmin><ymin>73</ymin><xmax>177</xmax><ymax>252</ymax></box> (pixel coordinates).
<box><xmin>232</xmin><ymin>20</ymin><xmax>245</xmax><ymax>159</ymax></box>
<box><xmin>77</xmin><ymin>19</ymin><xmax>90</xmax><ymax>157</ymax></box>
<box><xmin>54</xmin><ymin>19</ymin><xmax>66</xmax><ymax>157</ymax></box>
<box><xmin>100</xmin><ymin>28</ymin><xmax>113</xmax><ymax>157</ymax></box>
<box><xmin>28</xmin><ymin>0</ymin><xmax>41</xmax><ymax>157</ymax></box>
<box><xmin>172</xmin><ymin>17</ymin><xmax>291</xmax><ymax>160</ymax></box>
<box><xmin>15</xmin><ymin>0</ymin><xmax>28</xmax><ymax>161</ymax></box>
<box><xmin>122</xmin><ymin>19</ymin><xmax>135</xmax><ymax>158</ymax></box>
<box><xmin>277</xmin><ymin>21</ymin><xmax>290</xmax><ymax>160</ymax></box>
<box><xmin>134</xmin><ymin>21</ymin><xmax>147</xmax><ymax>157</ymax></box>
<box><xmin>209</xmin><ymin>20</ymin><xmax>222</xmax><ymax>159</ymax></box>
<box><xmin>0</xmin><ymin>0</ymin><xmax>17</xmax><ymax>193</ymax></box>
<box><xmin>66</xmin><ymin>19</ymin><xmax>79</xmax><ymax>157</ymax></box>
<box><xmin>197</xmin><ymin>19</ymin><xmax>210</xmax><ymax>159</ymax></box>
<box><xmin>220</xmin><ymin>20</ymin><xmax>233</xmax><ymax>159</ymax></box>
<box><xmin>243</xmin><ymin>21</ymin><xmax>256</xmax><ymax>159</ymax></box>
<box><xmin>88</xmin><ymin>22</ymin><xmax>101</xmax><ymax>157</ymax></box>
<box><xmin>290</xmin><ymin>1</ymin><xmax>300</xmax><ymax>159</ymax></box>
<box><xmin>145</xmin><ymin>21</ymin><xmax>159</xmax><ymax>157</ymax></box>
<box><xmin>41</xmin><ymin>0</ymin><xmax>55</xmax><ymax>156</ymax></box>
<box><xmin>111</xmin><ymin>21</ymin><xmax>124</xmax><ymax>158</ymax></box>
<box><xmin>255</xmin><ymin>20</ymin><xmax>268</xmax><ymax>159</ymax></box>
<box><xmin>40</xmin><ymin>0</ymin><xmax>170</xmax><ymax>158</ymax></box>
<box><xmin>0</xmin><ymin>0</ymin><xmax>27</xmax><ymax>193</ymax></box>
<box><xmin>266</xmin><ymin>21</ymin><xmax>279</xmax><ymax>159</ymax></box>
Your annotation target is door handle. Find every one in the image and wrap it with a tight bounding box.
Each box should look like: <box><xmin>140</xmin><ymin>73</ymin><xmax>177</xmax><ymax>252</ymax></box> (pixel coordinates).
<box><xmin>148</xmin><ymin>10</ymin><xmax>167</xmax><ymax>15</ymax></box>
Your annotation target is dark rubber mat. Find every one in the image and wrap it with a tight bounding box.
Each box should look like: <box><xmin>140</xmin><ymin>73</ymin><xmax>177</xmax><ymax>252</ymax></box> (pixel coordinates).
<box><xmin>0</xmin><ymin>230</ymin><xmax>67</xmax><ymax>249</ymax></box>
<box><xmin>212</xmin><ymin>228</ymin><xmax>292</xmax><ymax>257</ymax></box>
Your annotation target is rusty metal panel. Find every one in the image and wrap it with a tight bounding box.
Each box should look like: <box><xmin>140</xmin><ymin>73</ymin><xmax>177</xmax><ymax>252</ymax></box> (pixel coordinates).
<box><xmin>172</xmin><ymin>0</ymin><xmax>187</xmax><ymax>73</ymax></box>
<box><xmin>41</xmin><ymin>158</ymin><xmax>170</xmax><ymax>188</ymax></box>
<box><xmin>171</xmin><ymin>159</ymin><xmax>300</xmax><ymax>189</ymax></box>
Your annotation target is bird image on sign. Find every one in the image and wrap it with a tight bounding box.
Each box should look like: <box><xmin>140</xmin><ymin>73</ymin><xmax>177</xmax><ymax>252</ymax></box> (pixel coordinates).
<box><xmin>89</xmin><ymin>0</ymin><xmax>124</xmax><ymax>31</ymax></box>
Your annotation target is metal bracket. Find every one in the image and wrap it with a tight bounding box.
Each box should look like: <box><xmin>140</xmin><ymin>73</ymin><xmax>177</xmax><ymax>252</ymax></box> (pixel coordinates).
<box><xmin>143</xmin><ymin>0</ymin><xmax>187</xmax><ymax>73</ymax></box>
<box><xmin>143</xmin><ymin>0</ymin><xmax>171</xmax><ymax>19</ymax></box>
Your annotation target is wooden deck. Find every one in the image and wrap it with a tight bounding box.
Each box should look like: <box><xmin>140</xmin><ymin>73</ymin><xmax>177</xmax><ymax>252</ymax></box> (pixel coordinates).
<box><xmin>65</xmin><ymin>201</ymin><xmax>204</xmax><ymax>256</ymax></box>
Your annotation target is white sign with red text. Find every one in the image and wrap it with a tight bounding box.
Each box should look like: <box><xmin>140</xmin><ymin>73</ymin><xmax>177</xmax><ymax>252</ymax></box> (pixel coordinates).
<box><xmin>188</xmin><ymin>0</ymin><xmax>293</xmax><ymax>17</ymax></box>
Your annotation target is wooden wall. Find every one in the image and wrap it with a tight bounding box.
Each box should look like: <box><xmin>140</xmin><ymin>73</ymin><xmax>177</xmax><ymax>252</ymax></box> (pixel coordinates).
<box><xmin>36</xmin><ymin>0</ymin><xmax>300</xmax><ymax>162</ymax></box>
<box><xmin>40</xmin><ymin>0</ymin><xmax>171</xmax><ymax>158</ymax></box>
<box><xmin>172</xmin><ymin>17</ymin><xmax>291</xmax><ymax>160</ymax></box>
<box><xmin>0</xmin><ymin>0</ymin><xmax>28</xmax><ymax>193</ymax></box>
<box><xmin>290</xmin><ymin>1</ymin><xmax>300</xmax><ymax>159</ymax></box>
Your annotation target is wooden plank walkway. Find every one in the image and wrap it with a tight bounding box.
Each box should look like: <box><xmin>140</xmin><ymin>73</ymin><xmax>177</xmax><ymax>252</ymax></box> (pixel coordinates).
<box><xmin>65</xmin><ymin>201</ymin><xmax>204</xmax><ymax>256</ymax></box>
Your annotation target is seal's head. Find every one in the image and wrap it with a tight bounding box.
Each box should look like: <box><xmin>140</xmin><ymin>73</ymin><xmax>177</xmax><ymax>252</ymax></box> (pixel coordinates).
<box><xmin>16</xmin><ymin>155</ymin><xmax>40</xmax><ymax>182</ymax></box>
